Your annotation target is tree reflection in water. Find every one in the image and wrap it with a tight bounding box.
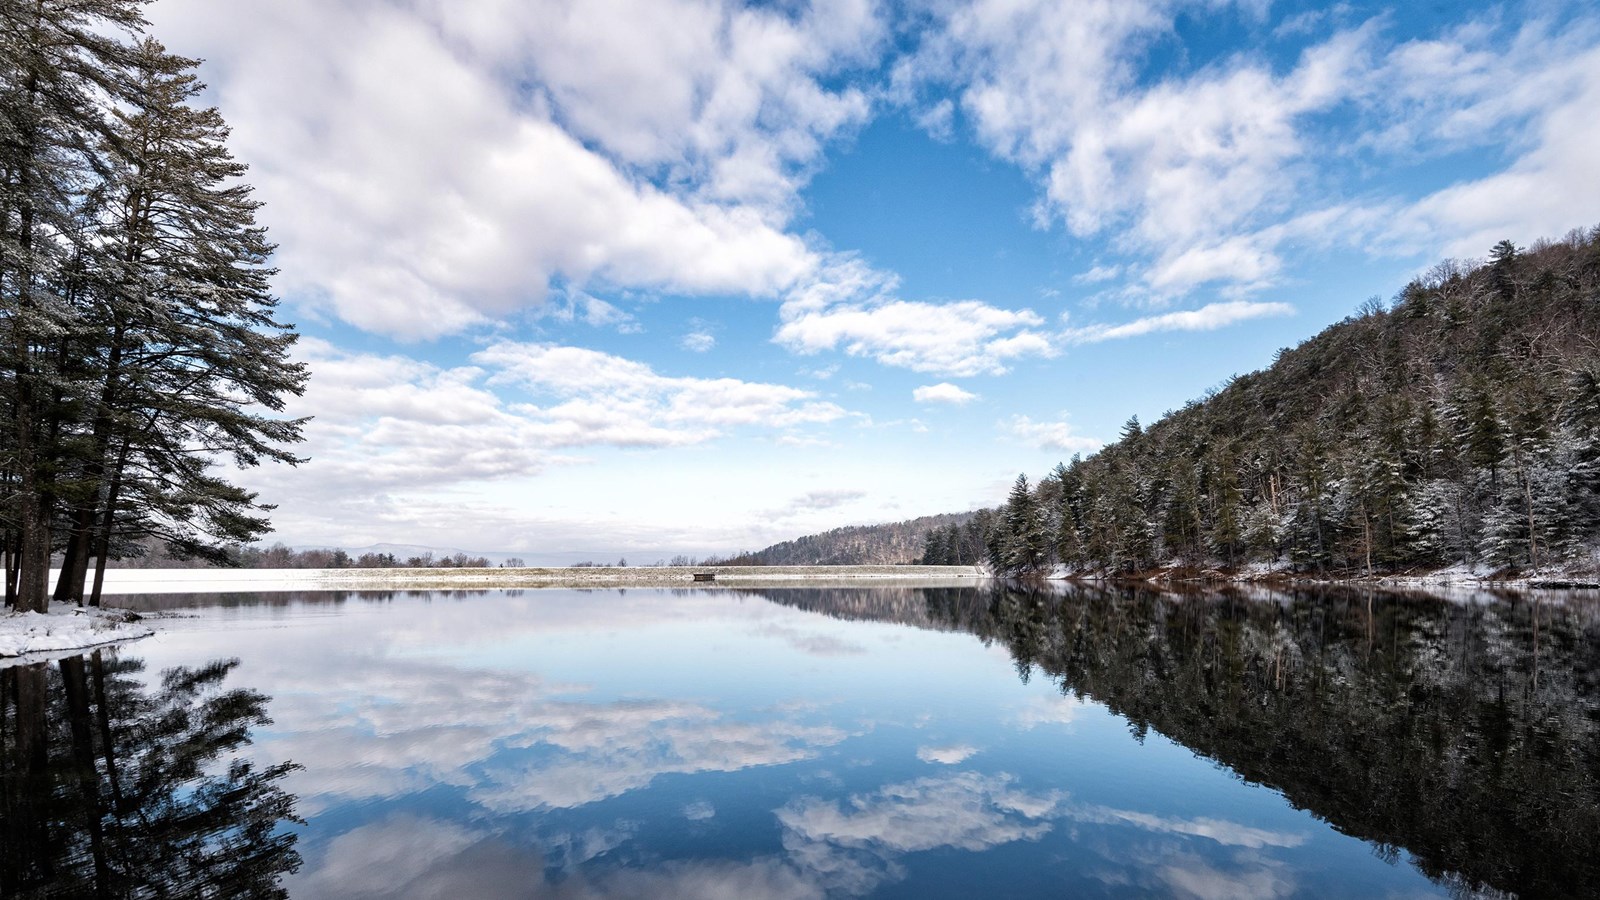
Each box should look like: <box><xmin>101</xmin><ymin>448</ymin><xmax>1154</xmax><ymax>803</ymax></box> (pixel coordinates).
<box><xmin>912</xmin><ymin>584</ymin><xmax>1600</xmax><ymax>899</ymax></box>
<box><xmin>1</xmin><ymin>651</ymin><xmax>301</xmax><ymax>897</ymax></box>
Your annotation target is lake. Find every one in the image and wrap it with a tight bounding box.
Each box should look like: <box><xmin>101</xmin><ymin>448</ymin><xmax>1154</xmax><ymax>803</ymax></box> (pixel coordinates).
<box><xmin>3</xmin><ymin>583</ymin><xmax>1596</xmax><ymax>898</ymax></box>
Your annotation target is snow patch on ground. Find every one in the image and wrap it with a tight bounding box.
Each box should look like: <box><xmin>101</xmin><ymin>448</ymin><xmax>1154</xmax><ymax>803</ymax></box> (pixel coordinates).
<box><xmin>0</xmin><ymin>605</ymin><xmax>154</xmax><ymax>663</ymax></box>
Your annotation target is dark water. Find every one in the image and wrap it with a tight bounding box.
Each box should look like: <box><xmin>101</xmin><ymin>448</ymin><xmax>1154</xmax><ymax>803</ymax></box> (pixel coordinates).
<box><xmin>3</xmin><ymin>584</ymin><xmax>1598</xmax><ymax>898</ymax></box>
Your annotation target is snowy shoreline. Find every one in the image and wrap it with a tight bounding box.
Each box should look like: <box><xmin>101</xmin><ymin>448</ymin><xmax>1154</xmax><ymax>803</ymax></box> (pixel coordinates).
<box><xmin>0</xmin><ymin>605</ymin><xmax>155</xmax><ymax>666</ymax></box>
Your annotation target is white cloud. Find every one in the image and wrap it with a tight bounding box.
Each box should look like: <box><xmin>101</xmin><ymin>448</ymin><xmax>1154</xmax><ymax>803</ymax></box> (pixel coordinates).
<box><xmin>776</xmin><ymin>294</ymin><xmax>1055</xmax><ymax>377</ymax></box>
<box><xmin>288</xmin><ymin>814</ymin><xmax>825</xmax><ymax>900</ymax></box>
<box><xmin>1012</xmin><ymin>694</ymin><xmax>1095</xmax><ymax>730</ymax></box>
<box><xmin>1384</xmin><ymin>32</ymin><xmax>1600</xmax><ymax>261</ymax></box>
<box><xmin>904</xmin><ymin>1</ymin><xmax>1369</xmax><ymax>297</ymax></box>
<box><xmin>471</xmin><ymin>710</ymin><xmax>848</xmax><ymax>811</ymax></box>
<box><xmin>907</xmin><ymin>3</ymin><xmax>1600</xmax><ymax>299</ymax></box>
<box><xmin>476</xmin><ymin>341</ymin><xmax>850</xmax><ymax>431</ymax></box>
<box><xmin>1158</xmin><ymin>855</ymin><xmax>1296</xmax><ymax>900</ymax></box>
<box><xmin>1004</xmin><ymin>416</ymin><xmax>1102</xmax><ymax>454</ymax></box>
<box><xmin>1073</xmin><ymin>264</ymin><xmax>1122</xmax><ymax>285</ymax></box>
<box><xmin>1070</xmin><ymin>806</ymin><xmax>1308</xmax><ymax>850</ymax></box>
<box><xmin>681</xmin><ymin>330</ymin><xmax>717</xmax><ymax>352</ymax></box>
<box><xmin>912</xmin><ymin>383</ymin><xmax>979</xmax><ymax>405</ymax></box>
<box><xmin>1062</xmin><ymin>300</ymin><xmax>1294</xmax><ymax>344</ymax></box>
<box><xmin>244</xmin><ymin>339</ymin><xmax>855</xmax><ymax>524</ymax></box>
<box><xmin>778</xmin><ymin>771</ymin><xmax>1063</xmax><ymax>856</ymax></box>
<box><xmin>752</xmin><ymin>622</ymin><xmax>869</xmax><ymax>657</ymax></box>
<box><xmin>148</xmin><ymin>0</ymin><xmax>884</xmax><ymax>338</ymax></box>
<box><xmin>915</xmin><ymin>744</ymin><xmax>979</xmax><ymax>764</ymax></box>
<box><xmin>441</xmin><ymin>0</ymin><xmax>884</xmax><ymax>213</ymax></box>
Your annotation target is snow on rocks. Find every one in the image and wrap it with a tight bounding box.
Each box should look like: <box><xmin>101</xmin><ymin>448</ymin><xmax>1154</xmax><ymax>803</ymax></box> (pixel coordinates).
<box><xmin>0</xmin><ymin>605</ymin><xmax>154</xmax><ymax>664</ymax></box>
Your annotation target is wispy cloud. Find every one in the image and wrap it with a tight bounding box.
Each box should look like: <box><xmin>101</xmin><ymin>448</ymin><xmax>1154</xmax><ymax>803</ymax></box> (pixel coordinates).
<box><xmin>763</xmin><ymin>489</ymin><xmax>868</xmax><ymax>520</ymax></box>
<box><xmin>904</xmin><ymin>2</ymin><xmax>1600</xmax><ymax>301</ymax></box>
<box><xmin>1063</xmin><ymin>301</ymin><xmax>1293</xmax><ymax>344</ymax></box>
<box><xmin>1073</xmin><ymin>264</ymin><xmax>1122</xmax><ymax>285</ymax></box>
<box><xmin>680</xmin><ymin>330</ymin><xmax>716</xmax><ymax>352</ymax></box>
<box><xmin>252</xmin><ymin>339</ymin><xmax>855</xmax><ymax>508</ymax></box>
<box><xmin>776</xmin><ymin>262</ymin><xmax>1057</xmax><ymax>376</ymax></box>
<box><xmin>1005</xmin><ymin>415</ymin><xmax>1102</xmax><ymax>454</ymax></box>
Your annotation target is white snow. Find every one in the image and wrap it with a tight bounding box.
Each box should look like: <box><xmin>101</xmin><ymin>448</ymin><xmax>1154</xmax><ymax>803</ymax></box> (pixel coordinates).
<box><xmin>0</xmin><ymin>605</ymin><xmax>154</xmax><ymax>663</ymax></box>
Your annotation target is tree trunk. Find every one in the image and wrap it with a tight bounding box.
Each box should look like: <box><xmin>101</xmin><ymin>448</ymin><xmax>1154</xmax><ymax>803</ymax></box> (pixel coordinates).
<box><xmin>88</xmin><ymin>441</ymin><xmax>130</xmax><ymax>608</ymax></box>
<box><xmin>15</xmin><ymin>491</ymin><xmax>52</xmax><ymax>614</ymax></box>
<box><xmin>53</xmin><ymin>506</ymin><xmax>97</xmax><ymax>606</ymax></box>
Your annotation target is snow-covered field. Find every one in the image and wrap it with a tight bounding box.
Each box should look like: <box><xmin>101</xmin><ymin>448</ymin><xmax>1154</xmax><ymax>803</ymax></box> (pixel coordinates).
<box><xmin>0</xmin><ymin>605</ymin><xmax>154</xmax><ymax>665</ymax></box>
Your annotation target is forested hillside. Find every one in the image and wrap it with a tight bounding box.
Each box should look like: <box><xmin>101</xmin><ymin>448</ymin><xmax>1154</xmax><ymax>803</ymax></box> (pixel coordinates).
<box><xmin>725</xmin><ymin>511</ymin><xmax>978</xmax><ymax>565</ymax></box>
<box><xmin>941</xmin><ymin>230</ymin><xmax>1600</xmax><ymax>577</ymax></box>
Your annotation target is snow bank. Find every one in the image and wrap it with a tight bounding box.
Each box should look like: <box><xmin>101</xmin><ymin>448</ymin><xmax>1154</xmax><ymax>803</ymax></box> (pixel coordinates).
<box><xmin>0</xmin><ymin>606</ymin><xmax>154</xmax><ymax>663</ymax></box>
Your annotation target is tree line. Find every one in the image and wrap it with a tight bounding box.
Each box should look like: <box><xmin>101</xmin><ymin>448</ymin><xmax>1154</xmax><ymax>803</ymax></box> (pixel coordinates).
<box><xmin>925</xmin><ymin>231</ymin><xmax>1600</xmax><ymax>577</ymax></box>
<box><xmin>2</xmin><ymin>0</ymin><xmax>305</xmax><ymax>610</ymax></box>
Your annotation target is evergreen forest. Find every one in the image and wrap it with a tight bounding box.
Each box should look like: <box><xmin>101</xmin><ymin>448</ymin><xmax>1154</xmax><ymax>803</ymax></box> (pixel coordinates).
<box><xmin>921</xmin><ymin>231</ymin><xmax>1600</xmax><ymax>577</ymax></box>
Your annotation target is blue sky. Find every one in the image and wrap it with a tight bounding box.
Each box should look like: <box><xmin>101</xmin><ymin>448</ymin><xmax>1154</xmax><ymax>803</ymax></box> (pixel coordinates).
<box><xmin>147</xmin><ymin>0</ymin><xmax>1600</xmax><ymax>560</ymax></box>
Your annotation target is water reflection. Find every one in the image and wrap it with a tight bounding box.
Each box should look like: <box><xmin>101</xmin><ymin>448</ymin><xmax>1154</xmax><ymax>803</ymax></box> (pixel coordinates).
<box><xmin>905</xmin><ymin>583</ymin><xmax>1600</xmax><ymax>898</ymax></box>
<box><xmin>94</xmin><ymin>583</ymin><xmax>1600</xmax><ymax>898</ymax></box>
<box><xmin>0</xmin><ymin>651</ymin><xmax>302</xmax><ymax>897</ymax></box>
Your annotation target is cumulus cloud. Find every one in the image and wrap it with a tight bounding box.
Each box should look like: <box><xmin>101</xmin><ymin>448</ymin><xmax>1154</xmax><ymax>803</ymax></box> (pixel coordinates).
<box><xmin>913</xmin><ymin>383</ymin><xmax>979</xmax><ymax>405</ymax></box>
<box><xmin>1062</xmin><ymin>300</ymin><xmax>1294</xmax><ymax>344</ymax></box>
<box><xmin>1004</xmin><ymin>415</ymin><xmax>1102</xmax><ymax>454</ymax></box>
<box><xmin>478</xmin><ymin>341</ymin><xmax>850</xmax><ymax>431</ymax></box>
<box><xmin>147</xmin><ymin>0</ymin><xmax>885</xmax><ymax>338</ymax></box>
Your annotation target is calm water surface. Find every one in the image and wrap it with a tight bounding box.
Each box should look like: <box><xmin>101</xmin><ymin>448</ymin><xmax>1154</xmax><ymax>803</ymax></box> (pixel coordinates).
<box><xmin>3</xmin><ymin>584</ymin><xmax>1597</xmax><ymax>898</ymax></box>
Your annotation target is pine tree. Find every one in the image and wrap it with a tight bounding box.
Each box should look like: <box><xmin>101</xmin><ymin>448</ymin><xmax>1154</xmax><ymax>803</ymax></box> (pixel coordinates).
<box><xmin>999</xmin><ymin>474</ymin><xmax>1048</xmax><ymax>574</ymax></box>
<box><xmin>2</xmin><ymin>7</ymin><xmax>305</xmax><ymax>610</ymax></box>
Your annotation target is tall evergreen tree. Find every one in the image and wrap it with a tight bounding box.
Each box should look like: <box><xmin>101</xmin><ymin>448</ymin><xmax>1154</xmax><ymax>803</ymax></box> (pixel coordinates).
<box><xmin>2</xmin><ymin>3</ymin><xmax>305</xmax><ymax>611</ymax></box>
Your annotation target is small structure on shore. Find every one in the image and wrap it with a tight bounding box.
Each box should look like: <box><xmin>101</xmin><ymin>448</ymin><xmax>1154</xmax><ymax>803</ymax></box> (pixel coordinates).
<box><xmin>692</xmin><ymin>572</ymin><xmax>716</xmax><ymax>582</ymax></box>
